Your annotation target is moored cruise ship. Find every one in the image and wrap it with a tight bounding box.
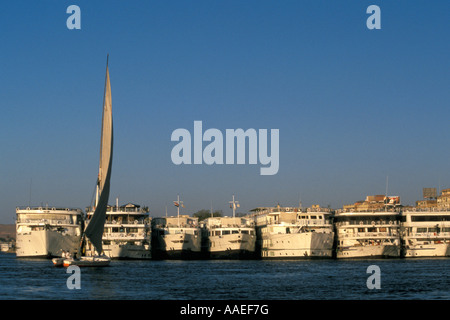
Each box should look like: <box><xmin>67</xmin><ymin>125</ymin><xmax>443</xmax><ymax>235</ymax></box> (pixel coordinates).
<box><xmin>335</xmin><ymin>210</ymin><xmax>401</xmax><ymax>258</ymax></box>
<box><xmin>84</xmin><ymin>201</ymin><xmax>151</xmax><ymax>259</ymax></box>
<box><xmin>203</xmin><ymin>216</ymin><xmax>256</xmax><ymax>259</ymax></box>
<box><xmin>400</xmin><ymin>209</ymin><xmax>450</xmax><ymax>257</ymax></box>
<box><xmin>151</xmin><ymin>215</ymin><xmax>202</xmax><ymax>259</ymax></box>
<box><xmin>335</xmin><ymin>195</ymin><xmax>401</xmax><ymax>258</ymax></box>
<box><xmin>15</xmin><ymin>206</ymin><xmax>84</xmax><ymax>258</ymax></box>
<box><xmin>254</xmin><ymin>205</ymin><xmax>334</xmax><ymax>259</ymax></box>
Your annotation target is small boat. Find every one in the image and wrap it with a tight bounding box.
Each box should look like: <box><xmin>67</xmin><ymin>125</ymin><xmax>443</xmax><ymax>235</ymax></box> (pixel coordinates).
<box><xmin>52</xmin><ymin>250</ymin><xmax>73</xmax><ymax>267</ymax></box>
<box><xmin>52</xmin><ymin>257</ymin><xmax>65</xmax><ymax>267</ymax></box>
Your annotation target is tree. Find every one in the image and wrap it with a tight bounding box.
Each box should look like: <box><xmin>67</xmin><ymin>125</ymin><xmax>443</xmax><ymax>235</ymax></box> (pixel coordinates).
<box><xmin>193</xmin><ymin>209</ymin><xmax>223</xmax><ymax>221</ymax></box>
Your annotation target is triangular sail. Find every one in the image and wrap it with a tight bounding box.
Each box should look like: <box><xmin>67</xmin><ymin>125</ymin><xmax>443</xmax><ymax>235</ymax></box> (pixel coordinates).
<box><xmin>84</xmin><ymin>58</ymin><xmax>113</xmax><ymax>255</ymax></box>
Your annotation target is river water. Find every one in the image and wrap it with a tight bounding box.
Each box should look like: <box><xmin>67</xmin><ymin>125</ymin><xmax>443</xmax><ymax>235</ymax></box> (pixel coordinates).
<box><xmin>1</xmin><ymin>253</ymin><xmax>449</xmax><ymax>301</ymax></box>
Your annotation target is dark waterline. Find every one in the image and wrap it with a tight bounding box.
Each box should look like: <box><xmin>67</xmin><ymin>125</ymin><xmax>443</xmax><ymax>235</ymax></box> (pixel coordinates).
<box><xmin>1</xmin><ymin>253</ymin><xmax>449</xmax><ymax>300</ymax></box>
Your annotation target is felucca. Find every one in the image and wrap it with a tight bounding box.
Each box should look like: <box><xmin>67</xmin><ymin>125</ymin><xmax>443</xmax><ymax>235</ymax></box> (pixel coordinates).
<box><xmin>62</xmin><ymin>56</ymin><xmax>113</xmax><ymax>267</ymax></box>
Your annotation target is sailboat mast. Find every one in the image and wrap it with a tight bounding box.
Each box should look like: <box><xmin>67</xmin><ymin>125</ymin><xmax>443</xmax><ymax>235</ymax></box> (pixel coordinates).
<box><xmin>95</xmin><ymin>185</ymin><xmax>99</xmax><ymax>208</ymax></box>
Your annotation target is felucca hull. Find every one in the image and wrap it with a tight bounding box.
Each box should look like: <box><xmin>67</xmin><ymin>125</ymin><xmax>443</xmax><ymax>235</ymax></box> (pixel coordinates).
<box><xmin>63</xmin><ymin>256</ymin><xmax>111</xmax><ymax>267</ymax></box>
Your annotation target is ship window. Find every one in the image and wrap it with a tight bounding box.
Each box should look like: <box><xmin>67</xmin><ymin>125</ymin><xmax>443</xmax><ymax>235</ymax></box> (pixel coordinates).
<box><xmin>310</xmin><ymin>216</ymin><xmax>317</xmax><ymax>219</ymax></box>
<box><xmin>368</xmin><ymin>227</ymin><xmax>377</xmax><ymax>232</ymax></box>
<box><xmin>417</xmin><ymin>228</ymin><xmax>427</xmax><ymax>233</ymax></box>
<box><xmin>232</xmin><ymin>230</ymin><xmax>239</xmax><ymax>234</ymax></box>
<box><xmin>412</xmin><ymin>216</ymin><xmax>450</xmax><ymax>222</ymax></box>
<box><xmin>223</xmin><ymin>230</ymin><xmax>230</xmax><ymax>235</ymax></box>
<box><xmin>241</xmin><ymin>230</ymin><xmax>249</xmax><ymax>234</ymax></box>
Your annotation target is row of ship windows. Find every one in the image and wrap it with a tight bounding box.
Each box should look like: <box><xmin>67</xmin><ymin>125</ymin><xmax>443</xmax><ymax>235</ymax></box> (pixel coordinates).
<box><xmin>412</xmin><ymin>227</ymin><xmax>450</xmax><ymax>233</ymax></box>
<box><xmin>209</xmin><ymin>230</ymin><xmax>255</xmax><ymax>236</ymax></box>
<box><xmin>299</xmin><ymin>215</ymin><xmax>322</xmax><ymax>219</ymax></box>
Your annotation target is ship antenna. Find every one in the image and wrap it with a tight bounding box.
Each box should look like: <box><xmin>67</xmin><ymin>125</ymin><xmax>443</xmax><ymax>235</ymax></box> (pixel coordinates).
<box><xmin>385</xmin><ymin>175</ymin><xmax>389</xmax><ymax>211</ymax></box>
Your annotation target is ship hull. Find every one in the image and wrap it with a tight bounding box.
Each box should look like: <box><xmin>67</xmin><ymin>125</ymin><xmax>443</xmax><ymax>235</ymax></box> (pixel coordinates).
<box><xmin>261</xmin><ymin>232</ymin><xmax>334</xmax><ymax>259</ymax></box>
<box><xmin>402</xmin><ymin>243</ymin><xmax>450</xmax><ymax>258</ymax></box>
<box><xmin>16</xmin><ymin>229</ymin><xmax>81</xmax><ymax>258</ymax></box>
<box><xmin>337</xmin><ymin>244</ymin><xmax>400</xmax><ymax>259</ymax></box>
<box><xmin>207</xmin><ymin>233</ymin><xmax>256</xmax><ymax>259</ymax></box>
<box><xmin>103</xmin><ymin>243</ymin><xmax>151</xmax><ymax>259</ymax></box>
<box><xmin>152</xmin><ymin>233</ymin><xmax>202</xmax><ymax>259</ymax></box>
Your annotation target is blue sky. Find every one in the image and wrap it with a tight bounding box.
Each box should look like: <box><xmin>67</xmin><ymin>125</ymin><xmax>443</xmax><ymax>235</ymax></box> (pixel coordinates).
<box><xmin>0</xmin><ymin>1</ymin><xmax>449</xmax><ymax>223</ymax></box>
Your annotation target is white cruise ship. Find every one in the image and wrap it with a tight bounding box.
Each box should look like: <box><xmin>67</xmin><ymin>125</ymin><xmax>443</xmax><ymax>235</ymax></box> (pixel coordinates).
<box><xmin>254</xmin><ymin>205</ymin><xmax>334</xmax><ymax>259</ymax></box>
<box><xmin>151</xmin><ymin>215</ymin><xmax>202</xmax><ymax>259</ymax></box>
<box><xmin>334</xmin><ymin>210</ymin><xmax>401</xmax><ymax>258</ymax></box>
<box><xmin>401</xmin><ymin>209</ymin><xmax>450</xmax><ymax>257</ymax></box>
<box><xmin>15</xmin><ymin>206</ymin><xmax>84</xmax><ymax>258</ymax></box>
<box><xmin>203</xmin><ymin>216</ymin><xmax>256</xmax><ymax>259</ymax></box>
<box><xmin>84</xmin><ymin>202</ymin><xmax>151</xmax><ymax>259</ymax></box>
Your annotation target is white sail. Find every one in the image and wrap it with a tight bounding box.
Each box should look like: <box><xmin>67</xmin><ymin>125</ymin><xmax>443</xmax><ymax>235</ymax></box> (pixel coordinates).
<box><xmin>84</xmin><ymin>58</ymin><xmax>113</xmax><ymax>255</ymax></box>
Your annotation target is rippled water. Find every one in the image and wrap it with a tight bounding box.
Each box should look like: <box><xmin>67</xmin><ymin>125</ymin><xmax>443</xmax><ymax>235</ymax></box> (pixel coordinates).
<box><xmin>1</xmin><ymin>253</ymin><xmax>449</xmax><ymax>300</ymax></box>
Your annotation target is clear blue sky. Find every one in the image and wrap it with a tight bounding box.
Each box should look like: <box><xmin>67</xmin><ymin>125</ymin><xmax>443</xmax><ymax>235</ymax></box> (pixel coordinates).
<box><xmin>0</xmin><ymin>1</ymin><xmax>449</xmax><ymax>223</ymax></box>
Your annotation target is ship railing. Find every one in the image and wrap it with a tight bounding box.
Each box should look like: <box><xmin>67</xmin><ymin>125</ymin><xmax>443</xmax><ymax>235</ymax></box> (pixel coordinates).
<box><xmin>254</xmin><ymin>207</ymin><xmax>332</xmax><ymax>215</ymax></box>
<box><xmin>404</xmin><ymin>207</ymin><xmax>450</xmax><ymax>212</ymax></box>
<box><xmin>335</xmin><ymin>220</ymin><xmax>399</xmax><ymax>227</ymax></box>
<box><xmin>165</xmin><ymin>223</ymin><xmax>199</xmax><ymax>228</ymax></box>
<box><xmin>337</xmin><ymin>208</ymin><xmax>401</xmax><ymax>214</ymax></box>
<box><xmin>16</xmin><ymin>206</ymin><xmax>82</xmax><ymax>212</ymax></box>
<box><xmin>105</xmin><ymin>206</ymin><xmax>144</xmax><ymax>212</ymax></box>
<box><xmin>103</xmin><ymin>232</ymin><xmax>147</xmax><ymax>239</ymax></box>
<box><xmin>341</xmin><ymin>232</ymin><xmax>398</xmax><ymax>238</ymax></box>
<box><xmin>17</xmin><ymin>218</ymin><xmax>75</xmax><ymax>225</ymax></box>
<box><xmin>105</xmin><ymin>219</ymin><xmax>147</xmax><ymax>225</ymax></box>
<box><xmin>297</xmin><ymin>219</ymin><xmax>331</xmax><ymax>226</ymax></box>
<box><xmin>409</xmin><ymin>232</ymin><xmax>450</xmax><ymax>238</ymax></box>
<box><xmin>207</xmin><ymin>224</ymin><xmax>254</xmax><ymax>229</ymax></box>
